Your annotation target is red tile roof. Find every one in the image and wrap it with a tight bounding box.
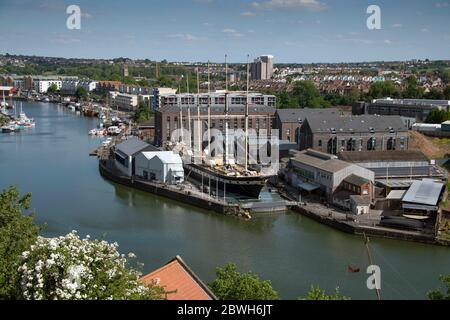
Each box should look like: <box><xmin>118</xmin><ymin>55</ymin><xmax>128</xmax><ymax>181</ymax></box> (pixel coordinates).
<box><xmin>140</xmin><ymin>256</ymin><xmax>217</xmax><ymax>300</ymax></box>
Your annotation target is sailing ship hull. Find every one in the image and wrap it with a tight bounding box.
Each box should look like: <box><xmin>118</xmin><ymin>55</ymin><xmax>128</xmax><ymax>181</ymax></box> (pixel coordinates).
<box><xmin>184</xmin><ymin>163</ymin><xmax>268</xmax><ymax>198</ymax></box>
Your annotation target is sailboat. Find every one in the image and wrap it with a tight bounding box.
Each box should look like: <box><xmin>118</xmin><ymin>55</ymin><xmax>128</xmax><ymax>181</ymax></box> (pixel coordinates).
<box><xmin>178</xmin><ymin>56</ymin><xmax>274</xmax><ymax>198</ymax></box>
<box><xmin>0</xmin><ymin>91</ymin><xmax>8</xmax><ymax>113</ymax></box>
<box><xmin>17</xmin><ymin>102</ymin><xmax>35</xmax><ymax>128</ymax></box>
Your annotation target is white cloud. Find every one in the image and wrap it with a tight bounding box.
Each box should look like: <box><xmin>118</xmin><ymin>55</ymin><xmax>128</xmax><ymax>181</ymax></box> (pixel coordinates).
<box><xmin>167</xmin><ymin>33</ymin><xmax>205</xmax><ymax>41</ymax></box>
<box><xmin>222</xmin><ymin>28</ymin><xmax>244</xmax><ymax>37</ymax></box>
<box><xmin>251</xmin><ymin>0</ymin><xmax>328</xmax><ymax>11</ymax></box>
<box><xmin>392</xmin><ymin>23</ymin><xmax>403</xmax><ymax>28</ymax></box>
<box><xmin>435</xmin><ymin>2</ymin><xmax>449</xmax><ymax>8</ymax></box>
<box><xmin>49</xmin><ymin>34</ymin><xmax>81</xmax><ymax>45</ymax></box>
<box><xmin>240</xmin><ymin>11</ymin><xmax>257</xmax><ymax>16</ymax></box>
<box><xmin>384</xmin><ymin>39</ymin><xmax>392</xmax><ymax>44</ymax></box>
<box><xmin>421</xmin><ymin>28</ymin><xmax>430</xmax><ymax>32</ymax></box>
<box><xmin>81</xmin><ymin>12</ymin><xmax>93</xmax><ymax>19</ymax></box>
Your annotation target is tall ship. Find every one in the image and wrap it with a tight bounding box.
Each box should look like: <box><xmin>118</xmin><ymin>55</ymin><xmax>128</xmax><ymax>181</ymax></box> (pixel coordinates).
<box><xmin>165</xmin><ymin>56</ymin><xmax>275</xmax><ymax>199</ymax></box>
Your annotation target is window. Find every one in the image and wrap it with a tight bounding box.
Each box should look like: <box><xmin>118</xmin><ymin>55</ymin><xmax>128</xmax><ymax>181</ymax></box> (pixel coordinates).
<box><xmin>318</xmin><ymin>140</ymin><xmax>322</xmax><ymax>147</ymax></box>
<box><xmin>367</xmin><ymin>138</ymin><xmax>376</xmax><ymax>151</ymax></box>
<box><xmin>387</xmin><ymin>137</ymin><xmax>396</xmax><ymax>150</ymax></box>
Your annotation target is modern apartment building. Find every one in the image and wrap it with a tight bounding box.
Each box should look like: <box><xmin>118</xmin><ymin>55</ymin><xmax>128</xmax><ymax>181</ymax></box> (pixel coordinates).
<box><xmin>250</xmin><ymin>55</ymin><xmax>274</xmax><ymax>80</ymax></box>
<box><xmin>159</xmin><ymin>92</ymin><xmax>276</xmax><ymax>109</ymax></box>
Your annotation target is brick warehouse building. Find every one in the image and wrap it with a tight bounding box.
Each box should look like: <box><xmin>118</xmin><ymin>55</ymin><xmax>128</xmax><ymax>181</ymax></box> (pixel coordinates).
<box><xmin>274</xmin><ymin>108</ymin><xmax>339</xmax><ymax>144</ymax></box>
<box><xmin>155</xmin><ymin>104</ymin><xmax>276</xmax><ymax>147</ymax></box>
<box><xmin>299</xmin><ymin>113</ymin><xmax>409</xmax><ymax>154</ymax></box>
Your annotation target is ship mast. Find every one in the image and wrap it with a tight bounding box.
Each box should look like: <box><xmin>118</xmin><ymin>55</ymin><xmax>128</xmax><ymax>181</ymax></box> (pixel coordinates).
<box><xmin>245</xmin><ymin>54</ymin><xmax>250</xmax><ymax>172</ymax></box>
<box><xmin>197</xmin><ymin>67</ymin><xmax>201</xmax><ymax>161</ymax></box>
<box><xmin>224</xmin><ymin>54</ymin><xmax>229</xmax><ymax>165</ymax></box>
<box><xmin>186</xmin><ymin>73</ymin><xmax>191</xmax><ymax>143</ymax></box>
<box><xmin>179</xmin><ymin>74</ymin><xmax>184</xmax><ymax>142</ymax></box>
<box><xmin>207</xmin><ymin>60</ymin><xmax>211</xmax><ymax>162</ymax></box>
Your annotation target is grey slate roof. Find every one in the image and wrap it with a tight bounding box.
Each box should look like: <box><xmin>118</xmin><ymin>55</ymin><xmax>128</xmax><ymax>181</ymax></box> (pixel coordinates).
<box><xmin>115</xmin><ymin>137</ymin><xmax>150</xmax><ymax>156</ymax></box>
<box><xmin>344</xmin><ymin>174</ymin><xmax>370</xmax><ymax>186</ymax></box>
<box><xmin>291</xmin><ymin>149</ymin><xmax>352</xmax><ymax>173</ymax></box>
<box><xmin>305</xmin><ymin>114</ymin><xmax>407</xmax><ymax>134</ymax></box>
<box><xmin>276</xmin><ymin>108</ymin><xmax>339</xmax><ymax>123</ymax></box>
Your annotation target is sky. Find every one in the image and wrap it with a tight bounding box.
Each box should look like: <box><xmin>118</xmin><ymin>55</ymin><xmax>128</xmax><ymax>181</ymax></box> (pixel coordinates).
<box><xmin>0</xmin><ymin>0</ymin><xmax>449</xmax><ymax>63</ymax></box>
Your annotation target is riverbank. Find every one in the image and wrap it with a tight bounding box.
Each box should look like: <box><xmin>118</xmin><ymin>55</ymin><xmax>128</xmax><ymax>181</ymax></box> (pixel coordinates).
<box><xmin>99</xmin><ymin>159</ymin><xmax>245</xmax><ymax>218</ymax></box>
<box><xmin>275</xmin><ymin>181</ymin><xmax>450</xmax><ymax>247</ymax></box>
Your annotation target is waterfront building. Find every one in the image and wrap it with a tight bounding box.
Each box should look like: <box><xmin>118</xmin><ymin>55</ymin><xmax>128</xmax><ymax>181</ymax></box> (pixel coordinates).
<box><xmin>250</xmin><ymin>55</ymin><xmax>274</xmax><ymax>80</ymax></box>
<box><xmin>158</xmin><ymin>92</ymin><xmax>276</xmax><ymax>109</ymax></box>
<box><xmin>354</xmin><ymin>98</ymin><xmax>450</xmax><ymax>122</ymax></box>
<box><xmin>274</xmin><ymin>108</ymin><xmax>339</xmax><ymax>145</ymax></box>
<box><xmin>78</xmin><ymin>80</ymin><xmax>97</xmax><ymax>93</ymax></box>
<box><xmin>34</xmin><ymin>80</ymin><xmax>62</xmax><ymax>93</ymax></box>
<box><xmin>299</xmin><ymin>114</ymin><xmax>409</xmax><ymax>154</ymax></box>
<box><xmin>96</xmin><ymin>81</ymin><xmax>122</xmax><ymax>94</ymax></box>
<box><xmin>402</xmin><ymin>179</ymin><xmax>444</xmax><ymax>216</ymax></box>
<box><xmin>0</xmin><ymin>86</ymin><xmax>14</xmax><ymax>97</ymax></box>
<box><xmin>286</xmin><ymin>149</ymin><xmax>375</xmax><ymax>212</ymax></box>
<box><xmin>114</xmin><ymin>93</ymin><xmax>139</xmax><ymax>111</ymax></box>
<box><xmin>113</xmin><ymin>137</ymin><xmax>155</xmax><ymax>176</ymax></box>
<box><xmin>119</xmin><ymin>84</ymin><xmax>152</xmax><ymax>95</ymax></box>
<box><xmin>152</xmin><ymin>87</ymin><xmax>178</xmax><ymax>110</ymax></box>
<box><xmin>135</xmin><ymin>151</ymin><xmax>184</xmax><ymax>184</ymax></box>
<box><xmin>154</xmin><ymin>104</ymin><xmax>275</xmax><ymax>146</ymax></box>
<box><xmin>338</xmin><ymin>150</ymin><xmax>446</xmax><ymax>181</ymax></box>
<box><xmin>140</xmin><ymin>256</ymin><xmax>217</xmax><ymax>300</ymax></box>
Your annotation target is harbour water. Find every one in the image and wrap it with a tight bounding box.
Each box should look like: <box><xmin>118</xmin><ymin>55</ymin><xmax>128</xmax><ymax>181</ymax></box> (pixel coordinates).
<box><xmin>1</xmin><ymin>101</ymin><xmax>449</xmax><ymax>300</ymax></box>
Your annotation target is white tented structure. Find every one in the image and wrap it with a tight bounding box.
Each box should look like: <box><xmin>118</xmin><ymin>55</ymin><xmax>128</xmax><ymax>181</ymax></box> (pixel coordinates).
<box><xmin>135</xmin><ymin>151</ymin><xmax>184</xmax><ymax>184</ymax></box>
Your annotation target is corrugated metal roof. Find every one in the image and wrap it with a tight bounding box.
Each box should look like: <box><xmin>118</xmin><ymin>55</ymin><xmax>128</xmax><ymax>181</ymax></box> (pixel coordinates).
<box><xmin>339</xmin><ymin>150</ymin><xmax>427</xmax><ymax>163</ymax></box>
<box><xmin>402</xmin><ymin>179</ymin><xmax>444</xmax><ymax>206</ymax></box>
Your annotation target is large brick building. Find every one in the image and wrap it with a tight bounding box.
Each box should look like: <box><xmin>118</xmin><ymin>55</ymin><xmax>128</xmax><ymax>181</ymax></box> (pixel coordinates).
<box><xmin>274</xmin><ymin>108</ymin><xmax>339</xmax><ymax>144</ymax></box>
<box><xmin>155</xmin><ymin>104</ymin><xmax>276</xmax><ymax>146</ymax></box>
<box><xmin>299</xmin><ymin>113</ymin><xmax>409</xmax><ymax>154</ymax></box>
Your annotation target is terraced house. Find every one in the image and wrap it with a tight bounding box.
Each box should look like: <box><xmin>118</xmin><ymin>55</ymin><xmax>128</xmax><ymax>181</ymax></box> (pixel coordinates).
<box><xmin>299</xmin><ymin>113</ymin><xmax>409</xmax><ymax>154</ymax></box>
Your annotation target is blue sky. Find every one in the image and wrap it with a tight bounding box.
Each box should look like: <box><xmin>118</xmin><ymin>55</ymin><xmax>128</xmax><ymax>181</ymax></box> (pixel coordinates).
<box><xmin>0</xmin><ymin>0</ymin><xmax>449</xmax><ymax>63</ymax></box>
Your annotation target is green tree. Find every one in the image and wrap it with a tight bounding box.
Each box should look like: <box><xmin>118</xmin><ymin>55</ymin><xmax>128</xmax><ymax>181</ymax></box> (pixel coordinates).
<box><xmin>209</xmin><ymin>264</ymin><xmax>279</xmax><ymax>300</ymax></box>
<box><xmin>300</xmin><ymin>286</ymin><xmax>350</xmax><ymax>300</ymax></box>
<box><xmin>75</xmin><ymin>87</ymin><xmax>88</xmax><ymax>101</ymax></box>
<box><xmin>47</xmin><ymin>84</ymin><xmax>59</xmax><ymax>94</ymax></box>
<box><xmin>425</xmin><ymin>108</ymin><xmax>450</xmax><ymax>124</ymax></box>
<box><xmin>0</xmin><ymin>186</ymin><xmax>40</xmax><ymax>299</ymax></box>
<box><xmin>439</xmin><ymin>69</ymin><xmax>450</xmax><ymax>84</ymax></box>
<box><xmin>367</xmin><ymin>81</ymin><xmax>400</xmax><ymax>100</ymax></box>
<box><xmin>425</xmin><ymin>88</ymin><xmax>444</xmax><ymax>100</ymax></box>
<box><xmin>428</xmin><ymin>275</ymin><xmax>450</xmax><ymax>300</ymax></box>
<box><xmin>276</xmin><ymin>91</ymin><xmax>297</xmax><ymax>109</ymax></box>
<box><xmin>292</xmin><ymin>81</ymin><xmax>323</xmax><ymax>108</ymax></box>
<box><xmin>444</xmin><ymin>86</ymin><xmax>450</xmax><ymax>100</ymax></box>
<box><xmin>403</xmin><ymin>76</ymin><xmax>424</xmax><ymax>99</ymax></box>
<box><xmin>134</xmin><ymin>102</ymin><xmax>152</xmax><ymax>123</ymax></box>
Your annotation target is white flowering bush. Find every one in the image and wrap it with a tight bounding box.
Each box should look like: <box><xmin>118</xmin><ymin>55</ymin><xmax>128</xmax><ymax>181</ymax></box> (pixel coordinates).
<box><xmin>17</xmin><ymin>231</ymin><xmax>164</xmax><ymax>300</ymax></box>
